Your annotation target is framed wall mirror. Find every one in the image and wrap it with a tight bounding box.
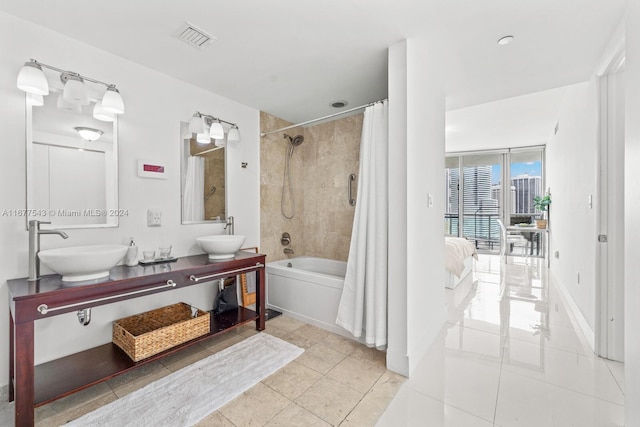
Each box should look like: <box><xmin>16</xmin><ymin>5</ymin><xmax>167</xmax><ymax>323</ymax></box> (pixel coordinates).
<box><xmin>180</xmin><ymin>121</ymin><xmax>227</xmax><ymax>224</ymax></box>
<box><xmin>26</xmin><ymin>88</ymin><xmax>119</xmax><ymax>229</ymax></box>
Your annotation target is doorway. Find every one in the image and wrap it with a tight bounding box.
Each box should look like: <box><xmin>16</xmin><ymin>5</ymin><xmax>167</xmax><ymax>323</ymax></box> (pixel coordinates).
<box><xmin>597</xmin><ymin>51</ymin><xmax>625</xmax><ymax>362</ymax></box>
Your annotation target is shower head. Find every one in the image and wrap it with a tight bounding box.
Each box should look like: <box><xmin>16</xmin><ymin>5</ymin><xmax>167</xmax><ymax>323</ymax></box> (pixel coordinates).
<box><xmin>283</xmin><ymin>134</ymin><xmax>304</xmax><ymax>146</ymax></box>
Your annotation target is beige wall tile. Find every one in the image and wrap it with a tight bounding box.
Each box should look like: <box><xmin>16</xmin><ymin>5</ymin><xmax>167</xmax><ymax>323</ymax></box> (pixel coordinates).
<box><xmin>260</xmin><ymin>112</ymin><xmax>362</xmax><ymax>262</ymax></box>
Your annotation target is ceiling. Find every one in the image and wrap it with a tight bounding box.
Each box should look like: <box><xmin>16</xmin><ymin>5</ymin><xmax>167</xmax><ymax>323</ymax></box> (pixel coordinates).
<box><xmin>0</xmin><ymin>0</ymin><xmax>628</xmax><ymax>130</ymax></box>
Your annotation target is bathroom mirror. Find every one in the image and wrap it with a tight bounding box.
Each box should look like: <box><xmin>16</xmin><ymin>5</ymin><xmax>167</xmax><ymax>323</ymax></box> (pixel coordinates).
<box><xmin>180</xmin><ymin>121</ymin><xmax>227</xmax><ymax>224</ymax></box>
<box><xmin>26</xmin><ymin>88</ymin><xmax>119</xmax><ymax>229</ymax></box>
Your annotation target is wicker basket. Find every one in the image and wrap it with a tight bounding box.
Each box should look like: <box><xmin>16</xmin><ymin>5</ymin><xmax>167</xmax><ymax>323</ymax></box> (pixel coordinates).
<box><xmin>113</xmin><ymin>302</ymin><xmax>210</xmax><ymax>362</ymax></box>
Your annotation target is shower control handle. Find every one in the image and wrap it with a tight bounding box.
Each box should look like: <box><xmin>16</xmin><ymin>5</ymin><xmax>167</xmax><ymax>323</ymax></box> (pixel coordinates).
<box><xmin>348</xmin><ymin>173</ymin><xmax>357</xmax><ymax>206</ymax></box>
<box><xmin>281</xmin><ymin>232</ymin><xmax>291</xmax><ymax>246</ymax></box>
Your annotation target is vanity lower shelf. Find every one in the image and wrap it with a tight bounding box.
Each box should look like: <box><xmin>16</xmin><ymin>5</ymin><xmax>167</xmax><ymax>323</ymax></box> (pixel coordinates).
<box><xmin>33</xmin><ymin>306</ymin><xmax>258</xmax><ymax>407</ymax></box>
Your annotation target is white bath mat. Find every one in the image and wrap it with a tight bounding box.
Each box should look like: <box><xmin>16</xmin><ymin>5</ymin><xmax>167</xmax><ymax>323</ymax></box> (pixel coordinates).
<box><xmin>64</xmin><ymin>333</ymin><xmax>303</xmax><ymax>426</ymax></box>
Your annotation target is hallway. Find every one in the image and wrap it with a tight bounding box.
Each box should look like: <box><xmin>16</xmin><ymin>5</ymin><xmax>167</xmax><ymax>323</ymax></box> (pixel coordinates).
<box><xmin>378</xmin><ymin>255</ymin><xmax>624</xmax><ymax>426</ymax></box>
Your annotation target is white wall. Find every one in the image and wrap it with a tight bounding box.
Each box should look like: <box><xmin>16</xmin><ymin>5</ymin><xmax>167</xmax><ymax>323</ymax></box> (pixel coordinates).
<box><xmin>0</xmin><ymin>11</ymin><xmax>260</xmax><ymax>387</ymax></box>
<box><xmin>545</xmin><ymin>80</ymin><xmax>599</xmax><ymax>346</ymax></box>
<box><xmin>387</xmin><ymin>38</ymin><xmax>446</xmax><ymax>376</ymax></box>
<box><xmin>625</xmin><ymin>1</ymin><xmax>640</xmax><ymax>423</ymax></box>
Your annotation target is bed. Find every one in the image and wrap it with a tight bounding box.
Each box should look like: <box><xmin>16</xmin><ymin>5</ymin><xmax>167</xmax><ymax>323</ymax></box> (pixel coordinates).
<box><xmin>445</xmin><ymin>237</ymin><xmax>478</xmax><ymax>289</ymax></box>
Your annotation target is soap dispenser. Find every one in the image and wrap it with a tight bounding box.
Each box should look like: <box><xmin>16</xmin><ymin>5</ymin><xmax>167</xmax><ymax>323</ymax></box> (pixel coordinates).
<box><xmin>125</xmin><ymin>238</ymin><xmax>139</xmax><ymax>267</ymax></box>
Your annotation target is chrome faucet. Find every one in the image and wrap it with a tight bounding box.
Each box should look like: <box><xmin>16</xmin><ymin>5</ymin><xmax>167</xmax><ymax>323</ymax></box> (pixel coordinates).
<box><xmin>28</xmin><ymin>220</ymin><xmax>68</xmax><ymax>281</ymax></box>
<box><xmin>224</xmin><ymin>216</ymin><xmax>234</xmax><ymax>235</ymax></box>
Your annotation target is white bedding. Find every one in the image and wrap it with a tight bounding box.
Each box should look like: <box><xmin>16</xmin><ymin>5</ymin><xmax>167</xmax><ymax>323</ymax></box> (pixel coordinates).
<box><xmin>445</xmin><ymin>237</ymin><xmax>478</xmax><ymax>277</ymax></box>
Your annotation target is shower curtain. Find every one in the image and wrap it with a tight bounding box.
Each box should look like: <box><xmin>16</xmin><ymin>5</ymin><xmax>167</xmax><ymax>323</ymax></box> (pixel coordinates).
<box><xmin>183</xmin><ymin>156</ymin><xmax>205</xmax><ymax>222</ymax></box>
<box><xmin>335</xmin><ymin>100</ymin><xmax>388</xmax><ymax>348</ymax></box>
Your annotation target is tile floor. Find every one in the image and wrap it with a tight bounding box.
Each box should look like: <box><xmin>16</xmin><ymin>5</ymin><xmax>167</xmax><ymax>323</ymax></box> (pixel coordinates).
<box><xmin>9</xmin><ymin>253</ymin><xmax>626</xmax><ymax>426</ymax></box>
<box><xmin>29</xmin><ymin>312</ymin><xmax>404</xmax><ymax>426</ymax></box>
<box><xmin>378</xmin><ymin>254</ymin><xmax>625</xmax><ymax>426</ymax></box>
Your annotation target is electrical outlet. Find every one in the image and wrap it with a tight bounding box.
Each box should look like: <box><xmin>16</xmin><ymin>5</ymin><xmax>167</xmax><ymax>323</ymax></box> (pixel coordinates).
<box><xmin>147</xmin><ymin>209</ymin><xmax>161</xmax><ymax>227</ymax></box>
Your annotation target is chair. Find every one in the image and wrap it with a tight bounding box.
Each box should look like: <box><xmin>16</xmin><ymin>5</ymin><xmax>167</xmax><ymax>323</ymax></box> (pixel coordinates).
<box><xmin>496</xmin><ymin>219</ymin><xmax>530</xmax><ymax>262</ymax></box>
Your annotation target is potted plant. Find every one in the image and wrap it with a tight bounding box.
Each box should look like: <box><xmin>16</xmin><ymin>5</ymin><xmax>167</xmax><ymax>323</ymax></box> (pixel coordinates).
<box><xmin>533</xmin><ymin>194</ymin><xmax>551</xmax><ymax>229</ymax></box>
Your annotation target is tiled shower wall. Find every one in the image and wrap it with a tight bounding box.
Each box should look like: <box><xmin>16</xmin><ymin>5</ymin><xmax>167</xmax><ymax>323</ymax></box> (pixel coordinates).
<box><xmin>260</xmin><ymin>111</ymin><xmax>362</xmax><ymax>263</ymax></box>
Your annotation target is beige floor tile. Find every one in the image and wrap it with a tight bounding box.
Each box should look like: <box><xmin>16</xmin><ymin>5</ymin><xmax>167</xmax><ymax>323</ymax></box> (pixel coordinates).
<box><xmin>295</xmin><ymin>377</ymin><xmax>364</xmax><ymax>426</ymax></box>
<box><xmin>195</xmin><ymin>410</ymin><xmax>236</xmax><ymax>426</ymax></box>
<box><xmin>320</xmin><ymin>334</ymin><xmax>361</xmax><ymax>355</ymax></box>
<box><xmin>107</xmin><ymin>361</ymin><xmax>172</xmax><ymax>398</ymax></box>
<box><xmin>283</xmin><ymin>332</ymin><xmax>317</xmax><ymax>350</ymax></box>
<box><xmin>327</xmin><ymin>356</ymin><xmax>385</xmax><ymax>394</ymax></box>
<box><xmin>159</xmin><ymin>343</ymin><xmax>213</xmax><ymax>372</ymax></box>
<box><xmin>201</xmin><ymin>333</ymin><xmax>247</xmax><ymax>354</ymax></box>
<box><xmin>268</xmin><ymin>315</ymin><xmax>307</xmax><ymax>332</ymax></box>
<box><xmin>266</xmin><ymin>402</ymin><xmax>331</xmax><ymax>427</ymax></box>
<box><xmin>296</xmin><ymin>343</ymin><xmax>348</xmax><ymax>375</ymax></box>
<box><xmin>293</xmin><ymin>324</ymin><xmax>331</xmax><ymax>342</ymax></box>
<box><xmin>265</xmin><ymin>325</ymin><xmax>292</xmax><ymax>340</ymax></box>
<box><xmin>219</xmin><ymin>382</ymin><xmax>291</xmax><ymax>427</ymax></box>
<box><xmin>263</xmin><ymin>360</ymin><xmax>323</xmax><ymax>400</ymax></box>
<box><xmin>341</xmin><ymin>371</ymin><xmax>406</xmax><ymax>426</ymax></box>
<box><xmin>38</xmin><ymin>382</ymin><xmax>114</xmax><ymax>414</ymax></box>
<box><xmin>36</xmin><ymin>391</ymin><xmax>117</xmax><ymax>426</ymax></box>
<box><xmin>350</xmin><ymin>345</ymin><xmax>386</xmax><ymax>368</ymax></box>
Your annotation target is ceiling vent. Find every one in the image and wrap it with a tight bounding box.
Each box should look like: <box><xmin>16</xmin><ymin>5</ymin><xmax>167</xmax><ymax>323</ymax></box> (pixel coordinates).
<box><xmin>174</xmin><ymin>22</ymin><xmax>216</xmax><ymax>49</ymax></box>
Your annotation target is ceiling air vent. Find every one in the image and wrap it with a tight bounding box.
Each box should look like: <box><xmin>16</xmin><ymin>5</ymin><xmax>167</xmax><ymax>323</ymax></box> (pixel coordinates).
<box><xmin>174</xmin><ymin>22</ymin><xmax>216</xmax><ymax>49</ymax></box>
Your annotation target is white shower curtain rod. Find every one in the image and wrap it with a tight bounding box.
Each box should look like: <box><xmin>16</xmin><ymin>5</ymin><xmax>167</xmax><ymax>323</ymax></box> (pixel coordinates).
<box><xmin>260</xmin><ymin>98</ymin><xmax>387</xmax><ymax>137</ymax></box>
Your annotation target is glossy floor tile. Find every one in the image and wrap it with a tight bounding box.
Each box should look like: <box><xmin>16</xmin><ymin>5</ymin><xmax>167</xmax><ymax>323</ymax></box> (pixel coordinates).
<box><xmin>379</xmin><ymin>254</ymin><xmax>625</xmax><ymax>426</ymax></box>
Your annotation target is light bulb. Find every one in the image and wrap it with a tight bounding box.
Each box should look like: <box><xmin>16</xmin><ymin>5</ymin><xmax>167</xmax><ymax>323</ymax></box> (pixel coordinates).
<box><xmin>102</xmin><ymin>86</ymin><xmax>124</xmax><ymax>114</ymax></box>
<box><xmin>17</xmin><ymin>61</ymin><xmax>49</xmax><ymax>95</ymax></box>
<box><xmin>209</xmin><ymin>120</ymin><xmax>224</xmax><ymax>139</ymax></box>
<box><xmin>227</xmin><ymin>126</ymin><xmax>241</xmax><ymax>143</ymax></box>
<box><xmin>93</xmin><ymin>101</ymin><xmax>115</xmax><ymax>122</ymax></box>
<box><xmin>62</xmin><ymin>74</ymin><xmax>89</xmax><ymax>105</ymax></box>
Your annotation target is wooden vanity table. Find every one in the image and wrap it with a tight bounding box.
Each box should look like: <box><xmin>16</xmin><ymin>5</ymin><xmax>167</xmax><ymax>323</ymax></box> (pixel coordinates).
<box><xmin>7</xmin><ymin>252</ymin><xmax>266</xmax><ymax>427</ymax></box>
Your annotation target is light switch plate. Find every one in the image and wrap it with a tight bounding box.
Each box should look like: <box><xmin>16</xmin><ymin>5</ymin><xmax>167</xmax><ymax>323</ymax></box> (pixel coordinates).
<box><xmin>147</xmin><ymin>209</ymin><xmax>161</xmax><ymax>227</ymax></box>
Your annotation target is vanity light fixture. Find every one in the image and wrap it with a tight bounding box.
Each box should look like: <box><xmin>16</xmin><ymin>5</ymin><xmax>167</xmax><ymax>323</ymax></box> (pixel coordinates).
<box><xmin>26</xmin><ymin>93</ymin><xmax>44</xmax><ymax>107</ymax></box>
<box><xmin>196</xmin><ymin>132</ymin><xmax>212</xmax><ymax>144</ymax></box>
<box><xmin>93</xmin><ymin>102</ymin><xmax>115</xmax><ymax>122</ymax></box>
<box><xmin>57</xmin><ymin>93</ymin><xmax>81</xmax><ymax>113</ymax></box>
<box><xmin>188</xmin><ymin>111</ymin><xmax>240</xmax><ymax>143</ymax></box>
<box><xmin>16</xmin><ymin>61</ymin><xmax>49</xmax><ymax>95</ymax></box>
<box><xmin>16</xmin><ymin>59</ymin><xmax>125</xmax><ymax>114</ymax></box>
<box><xmin>74</xmin><ymin>127</ymin><xmax>103</xmax><ymax>142</ymax></box>
<box><xmin>227</xmin><ymin>125</ymin><xmax>241</xmax><ymax>143</ymax></box>
<box><xmin>209</xmin><ymin>119</ymin><xmax>224</xmax><ymax>140</ymax></box>
<box><xmin>101</xmin><ymin>85</ymin><xmax>124</xmax><ymax>114</ymax></box>
<box><xmin>61</xmin><ymin>72</ymin><xmax>89</xmax><ymax>105</ymax></box>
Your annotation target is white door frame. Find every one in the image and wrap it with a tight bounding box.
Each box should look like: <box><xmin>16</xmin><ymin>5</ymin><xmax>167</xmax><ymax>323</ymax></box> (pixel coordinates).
<box><xmin>596</xmin><ymin>42</ymin><xmax>625</xmax><ymax>360</ymax></box>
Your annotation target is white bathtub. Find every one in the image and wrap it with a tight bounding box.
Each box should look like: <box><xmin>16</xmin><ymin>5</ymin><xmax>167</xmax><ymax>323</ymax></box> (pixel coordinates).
<box><xmin>267</xmin><ymin>256</ymin><xmax>348</xmax><ymax>336</ymax></box>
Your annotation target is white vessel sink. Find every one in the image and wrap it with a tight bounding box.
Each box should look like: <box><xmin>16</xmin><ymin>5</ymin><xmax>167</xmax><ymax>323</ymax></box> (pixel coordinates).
<box><xmin>38</xmin><ymin>244</ymin><xmax>128</xmax><ymax>282</ymax></box>
<box><xmin>196</xmin><ymin>235</ymin><xmax>246</xmax><ymax>260</ymax></box>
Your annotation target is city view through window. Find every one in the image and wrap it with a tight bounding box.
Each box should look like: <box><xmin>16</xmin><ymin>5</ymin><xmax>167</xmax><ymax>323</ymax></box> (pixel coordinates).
<box><xmin>445</xmin><ymin>150</ymin><xmax>544</xmax><ymax>253</ymax></box>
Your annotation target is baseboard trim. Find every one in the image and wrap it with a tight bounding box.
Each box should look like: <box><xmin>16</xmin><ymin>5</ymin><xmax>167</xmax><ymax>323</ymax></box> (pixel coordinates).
<box><xmin>550</xmin><ymin>270</ymin><xmax>596</xmax><ymax>352</ymax></box>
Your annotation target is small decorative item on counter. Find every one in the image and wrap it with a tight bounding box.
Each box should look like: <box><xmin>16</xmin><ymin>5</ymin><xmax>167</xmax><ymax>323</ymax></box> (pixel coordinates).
<box><xmin>125</xmin><ymin>238</ymin><xmax>138</xmax><ymax>267</ymax></box>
